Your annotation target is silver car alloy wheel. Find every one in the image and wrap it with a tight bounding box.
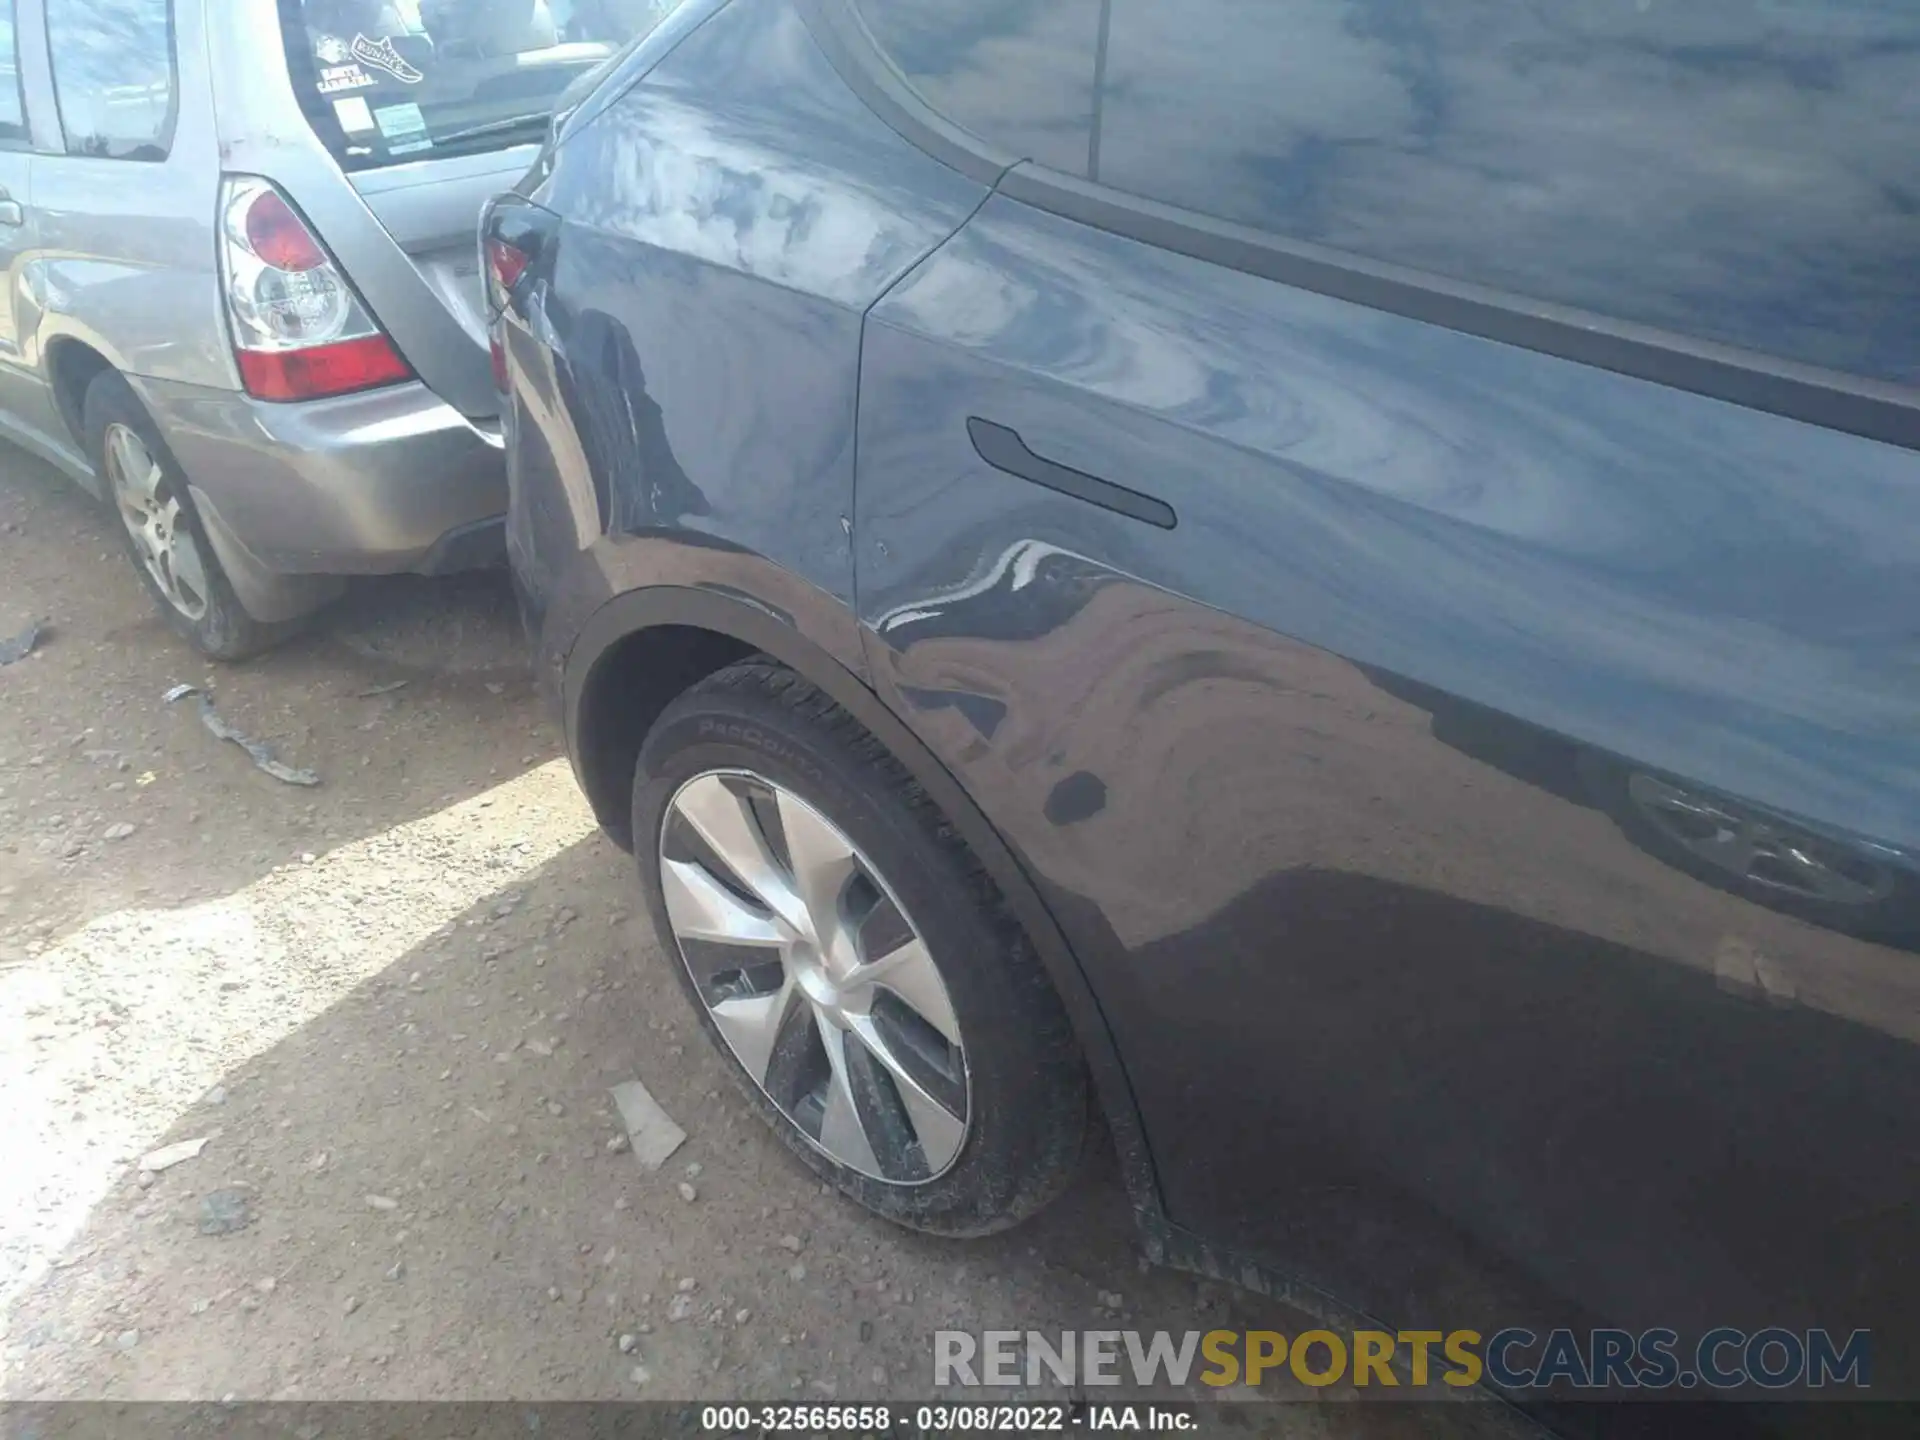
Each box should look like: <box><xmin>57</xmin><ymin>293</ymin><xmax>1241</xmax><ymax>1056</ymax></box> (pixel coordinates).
<box><xmin>103</xmin><ymin>422</ymin><xmax>211</xmax><ymax>623</ymax></box>
<box><xmin>657</xmin><ymin>769</ymin><xmax>971</xmax><ymax>1183</ymax></box>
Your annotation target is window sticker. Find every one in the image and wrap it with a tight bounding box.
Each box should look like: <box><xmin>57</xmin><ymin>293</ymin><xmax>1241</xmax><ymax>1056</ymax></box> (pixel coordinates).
<box><xmin>333</xmin><ymin>96</ymin><xmax>376</xmax><ymax>134</ymax></box>
<box><xmin>351</xmin><ymin>34</ymin><xmax>423</xmax><ymax>84</ymax></box>
<box><xmin>373</xmin><ymin>100</ymin><xmax>432</xmax><ymax>155</ymax></box>
<box><xmin>317</xmin><ymin>63</ymin><xmax>373</xmax><ymax>94</ymax></box>
<box><xmin>314</xmin><ymin>34</ymin><xmax>351</xmax><ymax>64</ymax></box>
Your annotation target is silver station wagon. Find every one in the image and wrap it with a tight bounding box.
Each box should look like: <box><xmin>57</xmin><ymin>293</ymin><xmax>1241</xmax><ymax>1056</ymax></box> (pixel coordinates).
<box><xmin>0</xmin><ymin>0</ymin><xmax>674</xmax><ymax>656</ymax></box>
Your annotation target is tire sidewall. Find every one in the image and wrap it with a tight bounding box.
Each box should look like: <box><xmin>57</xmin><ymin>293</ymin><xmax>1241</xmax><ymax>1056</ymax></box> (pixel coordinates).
<box><xmin>631</xmin><ymin>679</ymin><xmax>1081</xmax><ymax>1234</ymax></box>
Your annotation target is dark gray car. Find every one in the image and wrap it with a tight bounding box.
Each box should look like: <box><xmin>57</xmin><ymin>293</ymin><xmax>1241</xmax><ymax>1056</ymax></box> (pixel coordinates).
<box><xmin>492</xmin><ymin>0</ymin><xmax>1920</xmax><ymax>1411</ymax></box>
<box><xmin>0</xmin><ymin>0</ymin><xmax>665</xmax><ymax>656</ymax></box>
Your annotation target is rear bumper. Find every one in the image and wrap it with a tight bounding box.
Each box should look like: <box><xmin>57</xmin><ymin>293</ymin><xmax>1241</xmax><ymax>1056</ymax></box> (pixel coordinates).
<box><xmin>131</xmin><ymin>375</ymin><xmax>506</xmax><ymax>576</ymax></box>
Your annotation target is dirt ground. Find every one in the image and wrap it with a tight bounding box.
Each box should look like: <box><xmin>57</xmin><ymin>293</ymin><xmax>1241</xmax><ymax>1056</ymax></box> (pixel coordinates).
<box><xmin>0</xmin><ymin>445</ymin><xmax>1524</xmax><ymax>1436</ymax></box>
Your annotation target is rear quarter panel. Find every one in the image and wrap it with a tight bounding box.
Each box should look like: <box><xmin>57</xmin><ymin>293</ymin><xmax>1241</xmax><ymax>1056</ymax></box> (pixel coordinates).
<box><xmin>508</xmin><ymin>0</ymin><xmax>985</xmax><ymax>684</ymax></box>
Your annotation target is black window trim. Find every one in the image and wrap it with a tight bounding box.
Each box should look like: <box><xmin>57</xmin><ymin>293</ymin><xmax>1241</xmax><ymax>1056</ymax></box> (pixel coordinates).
<box><xmin>797</xmin><ymin>0</ymin><xmax>1920</xmax><ymax>455</ymax></box>
<box><xmin>45</xmin><ymin>0</ymin><xmax>181</xmax><ymax>162</ymax></box>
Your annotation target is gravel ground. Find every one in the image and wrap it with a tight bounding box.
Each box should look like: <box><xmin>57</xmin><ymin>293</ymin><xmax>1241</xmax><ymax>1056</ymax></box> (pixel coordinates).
<box><xmin>0</xmin><ymin>446</ymin><xmax>1520</xmax><ymax>1436</ymax></box>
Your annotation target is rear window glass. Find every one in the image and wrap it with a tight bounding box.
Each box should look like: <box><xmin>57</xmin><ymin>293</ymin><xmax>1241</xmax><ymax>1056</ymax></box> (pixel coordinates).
<box><xmin>279</xmin><ymin>0</ymin><xmax>690</xmax><ymax>169</ymax></box>
<box><xmin>47</xmin><ymin>0</ymin><xmax>178</xmax><ymax>160</ymax></box>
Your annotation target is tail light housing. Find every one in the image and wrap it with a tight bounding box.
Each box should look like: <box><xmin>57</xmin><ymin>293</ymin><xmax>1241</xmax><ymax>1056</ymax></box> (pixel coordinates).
<box><xmin>480</xmin><ymin>193</ymin><xmax>557</xmax><ymax>395</ymax></box>
<box><xmin>483</xmin><ymin>235</ymin><xmax>528</xmax><ymax>391</ymax></box>
<box><xmin>219</xmin><ymin>176</ymin><xmax>411</xmax><ymax>402</ymax></box>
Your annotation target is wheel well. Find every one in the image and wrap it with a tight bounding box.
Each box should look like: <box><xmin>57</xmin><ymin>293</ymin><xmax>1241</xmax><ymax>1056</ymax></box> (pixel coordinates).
<box><xmin>46</xmin><ymin>339</ymin><xmax>114</xmax><ymax>449</ymax></box>
<box><xmin>574</xmin><ymin>624</ymin><xmax>757</xmax><ymax>848</ymax></box>
<box><xmin>564</xmin><ymin>590</ymin><xmax>1166</xmax><ymax>1219</ymax></box>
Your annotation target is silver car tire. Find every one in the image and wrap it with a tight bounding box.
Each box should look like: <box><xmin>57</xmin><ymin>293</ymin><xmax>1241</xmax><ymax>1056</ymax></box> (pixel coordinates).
<box><xmin>630</xmin><ymin>659</ymin><xmax>1090</xmax><ymax>1236</ymax></box>
<box><xmin>82</xmin><ymin>370</ymin><xmax>280</xmax><ymax>662</ymax></box>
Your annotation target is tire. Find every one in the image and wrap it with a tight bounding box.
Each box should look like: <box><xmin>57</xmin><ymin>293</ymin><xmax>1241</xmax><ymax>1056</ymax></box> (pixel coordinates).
<box><xmin>83</xmin><ymin>370</ymin><xmax>284</xmax><ymax>661</ymax></box>
<box><xmin>631</xmin><ymin>659</ymin><xmax>1089</xmax><ymax>1236</ymax></box>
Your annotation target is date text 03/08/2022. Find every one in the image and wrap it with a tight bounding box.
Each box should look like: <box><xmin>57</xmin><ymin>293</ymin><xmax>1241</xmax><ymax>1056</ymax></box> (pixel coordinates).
<box><xmin>699</xmin><ymin>1403</ymin><xmax>1193</xmax><ymax>1432</ymax></box>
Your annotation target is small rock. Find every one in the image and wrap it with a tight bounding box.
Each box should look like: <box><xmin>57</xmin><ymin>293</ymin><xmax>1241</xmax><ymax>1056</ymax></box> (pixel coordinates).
<box><xmin>606</xmin><ymin>1134</ymin><xmax>630</xmax><ymax>1154</ymax></box>
<box><xmin>787</xmin><ymin>1263</ymin><xmax>806</xmax><ymax>1282</ymax></box>
<box><xmin>734</xmin><ymin>1308</ymin><xmax>751</xmax><ymax>1325</ymax></box>
<box><xmin>545</xmin><ymin>1101</ymin><xmax>565</xmax><ymax>1117</ymax></box>
<box><xmin>677</xmin><ymin>1278</ymin><xmax>697</xmax><ymax>1292</ymax></box>
<box><xmin>255</xmin><ymin>1277</ymin><xmax>277</xmax><ymax>1294</ymax></box>
<box><xmin>135</xmin><ymin>1171</ymin><xmax>155</xmax><ymax>1190</ymax></box>
<box><xmin>207</xmin><ymin>1086</ymin><xmax>227</xmax><ymax>1106</ymax></box>
<box><xmin>677</xmin><ymin>1182</ymin><xmax>697</xmax><ymax>1203</ymax></box>
<box><xmin>667</xmin><ymin>1294</ymin><xmax>695</xmax><ymax>1323</ymax></box>
<box><xmin>141</xmin><ymin>1135</ymin><xmax>211</xmax><ymax>1173</ymax></box>
<box><xmin>198</xmin><ymin>1188</ymin><xmax>253</xmax><ymax>1236</ymax></box>
<box><xmin>618</xmin><ymin>1333</ymin><xmax>638</xmax><ymax>1354</ymax></box>
<box><xmin>684</xmin><ymin>1162</ymin><xmax>703</xmax><ymax>1179</ymax></box>
<box><xmin>188</xmin><ymin>1299</ymin><xmax>211</xmax><ymax>1316</ymax></box>
<box><xmin>102</xmin><ymin>823</ymin><xmax>136</xmax><ymax>842</ymax></box>
<box><xmin>385</xmin><ymin>1261</ymin><xmax>405</xmax><ymax>1282</ymax></box>
<box><xmin>364</xmin><ymin>1194</ymin><xmax>398</xmax><ymax>1211</ymax></box>
<box><xmin>629</xmin><ymin>1363</ymin><xmax>652</xmax><ymax>1386</ymax></box>
<box><xmin>778</xmin><ymin>1234</ymin><xmax>803</xmax><ymax>1253</ymax></box>
<box><xmin>548</xmin><ymin>1286</ymin><xmax>562</xmax><ymax>1301</ymax></box>
<box><xmin>115</xmin><ymin>1330</ymin><xmax>139</xmax><ymax>1350</ymax></box>
<box><xmin>871</xmin><ymin>1367</ymin><xmax>887</xmax><ymax>1387</ymax></box>
<box><xmin>343</xmin><ymin>1296</ymin><xmax>360</xmax><ymax>1315</ymax></box>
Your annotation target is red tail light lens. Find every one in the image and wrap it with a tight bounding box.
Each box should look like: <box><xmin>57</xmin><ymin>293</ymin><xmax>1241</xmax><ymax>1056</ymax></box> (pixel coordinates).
<box><xmin>236</xmin><ymin>336</ymin><xmax>413</xmax><ymax>403</ymax></box>
<box><xmin>243</xmin><ymin>190</ymin><xmax>328</xmax><ymax>272</ymax></box>
<box><xmin>486</xmin><ymin>237</ymin><xmax>530</xmax><ymax>312</ymax></box>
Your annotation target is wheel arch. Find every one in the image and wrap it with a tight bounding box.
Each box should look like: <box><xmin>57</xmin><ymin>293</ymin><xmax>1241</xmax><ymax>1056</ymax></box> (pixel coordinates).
<box><xmin>43</xmin><ymin>334</ymin><xmax>118</xmax><ymax>457</ymax></box>
<box><xmin>564</xmin><ymin>584</ymin><xmax>1168</xmax><ymax>1221</ymax></box>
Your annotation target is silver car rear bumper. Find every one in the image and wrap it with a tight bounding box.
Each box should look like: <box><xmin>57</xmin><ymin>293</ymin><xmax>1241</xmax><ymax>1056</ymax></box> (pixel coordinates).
<box><xmin>130</xmin><ymin>374</ymin><xmax>506</xmax><ymax>619</ymax></box>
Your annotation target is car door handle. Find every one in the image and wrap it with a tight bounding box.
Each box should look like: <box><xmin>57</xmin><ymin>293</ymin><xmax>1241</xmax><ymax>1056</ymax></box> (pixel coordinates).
<box><xmin>0</xmin><ymin>198</ymin><xmax>23</xmax><ymax>228</ymax></box>
<box><xmin>966</xmin><ymin>418</ymin><xmax>1177</xmax><ymax>530</ymax></box>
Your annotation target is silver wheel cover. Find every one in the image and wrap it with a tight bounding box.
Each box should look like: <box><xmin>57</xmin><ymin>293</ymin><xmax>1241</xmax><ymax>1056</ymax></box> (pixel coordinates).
<box><xmin>658</xmin><ymin>770</ymin><xmax>970</xmax><ymax>1183</ymax></box>
<box><xmin>104</xmin><ymin>422</ymin><xmax>212</xmax><ymax>623</ymax></box>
